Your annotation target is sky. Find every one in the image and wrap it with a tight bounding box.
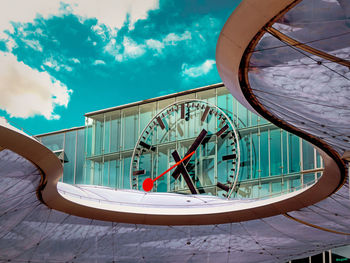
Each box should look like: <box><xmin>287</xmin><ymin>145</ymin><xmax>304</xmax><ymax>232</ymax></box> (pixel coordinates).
<box><xmin>0</xmin><ymin>0</ymin><xmax>241</xmax><ymax>135</ymax></box>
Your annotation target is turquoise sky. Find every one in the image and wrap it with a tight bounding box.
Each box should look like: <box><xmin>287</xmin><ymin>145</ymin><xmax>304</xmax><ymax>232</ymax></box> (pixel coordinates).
<box><xmin>0</xmin><ymin>0</ymin><xmax>241</xmax><ymax>135</ymax></box>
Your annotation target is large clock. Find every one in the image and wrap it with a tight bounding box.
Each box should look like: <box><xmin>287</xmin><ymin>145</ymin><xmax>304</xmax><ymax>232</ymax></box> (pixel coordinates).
<box><xmin>130</xmin><ymin>99</ymin><xmax>240</xmax><ymax>199</ymax></box>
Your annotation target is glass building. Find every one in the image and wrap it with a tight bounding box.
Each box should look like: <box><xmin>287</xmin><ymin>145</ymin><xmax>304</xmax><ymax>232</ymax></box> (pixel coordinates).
<box><xmin>36</xmin><ymin>127</ymin><xmax>85</xmax><ymax>184</ymax></box>
<box><xmin>37</xmin><ymin>83</ymin><xmax>323</xmax><ymax>200</ymax></box>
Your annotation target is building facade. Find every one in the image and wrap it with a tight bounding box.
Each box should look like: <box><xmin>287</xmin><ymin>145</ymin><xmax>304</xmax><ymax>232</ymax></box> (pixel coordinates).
<box><xmin>37</xmin><ymin>83</ymin><xmax>323</xmax><ymax>201</ymax></box>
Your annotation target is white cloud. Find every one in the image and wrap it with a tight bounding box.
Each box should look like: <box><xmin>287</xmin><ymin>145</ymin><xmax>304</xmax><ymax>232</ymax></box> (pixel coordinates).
<box><xmin>146</xmin><ymin>39</ymin><xmax>164</xmax><ymax>53</ymax></box>
<box><xmin>144</xmin><ymin>31</ymin><xmax>191</xmax><ymax>54</ymax></box>
<box><xmin>0</xmin><ymin>52</ymin><xmax>72</xmax><ymax>119</ymax></box>
<box><xmin>70</xmin><ymin>58</ymin><xmax>80</xmax><ymax>64</ymax></box>
<box><xmin>0</xmin><ymin>0</ymin><xmax>159</xmax><ymax>40</ymax></box>
<box><xmin>163</xmin><ymin>31</ymin><xmax>191</xmax><ymax>45</ymax></box>
<box><xmin>22</xmin><ymin>39</ymin><xmax>43</xmax><ymax>52</ymax></box>
<box><xmin>181</xmin><ymin>59</ymin><xmax>216</xmax><ymax>78</ymax></box>
<box><xmin>93</xmin><ymin>59</ymin><xmax>105</xmax><ymax>65</ymax></box>
<box><xmin>106</xmin><ymin>37</ymin><xmax>146</xmax><ymax>62</ymax></box>
<box><xmin>123</xmin><ymin>37</ymin><xmax>145</xmax><ymax>58</ymax></box>
<box><xmin>106</xmin><ymin>31</ymin><xmax>192</xmax><ymax>61</ymax></box>
<box><xmin>43</xmin><ymin>58</ymin><xmax>73</xmax><ymax>72</ymax></box>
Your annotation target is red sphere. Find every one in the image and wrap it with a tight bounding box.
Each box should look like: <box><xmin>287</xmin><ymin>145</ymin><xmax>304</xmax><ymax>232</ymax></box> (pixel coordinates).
<box><xmin>142</xmin><ymin>178</ymin><xmax>154</xmax><ymax>192</ymax></box>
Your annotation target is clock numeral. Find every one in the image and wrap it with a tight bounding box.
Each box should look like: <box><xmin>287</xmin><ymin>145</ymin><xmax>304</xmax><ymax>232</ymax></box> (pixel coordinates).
<box><xmin>216</xmin><ymin>124</ymin><xmax>229</xmax><ymax>137</ymax></box>
<box><xmin>133</xmin><ymin>170</ymin><xmax>145</xmax><ymax>176</ymax></box>
<box><xmin>139</xmin><ymin>141</ymin><xmax>156</xmax><ymax>151</ymax></box>
<box><xmin>201</xmin><ymin>106</ymin><xmax>210</xmax><ymax>122</ymax></box>
<box><xmin>156</xmin><ymin>116</ymin><xmax>166</xmax><ymax>130</ymax></box>
<box><xmin>217</xmin><ymin>182</ymin><xmax>230</xmax><ymax>192</ymax></box>
<box><xmin>240</xmin><ymin>161</ymin><xmax>248</xmax><ymax>167</ymax></box>
<box><xmin>222</xmin><ymin>154</ymin><xmax>237</xmax><ymax>161</ymax></box>
<box><xmin>181</xmin><ymin>103</ymin><xmax>185</xmax><ymax>119</ymax></box>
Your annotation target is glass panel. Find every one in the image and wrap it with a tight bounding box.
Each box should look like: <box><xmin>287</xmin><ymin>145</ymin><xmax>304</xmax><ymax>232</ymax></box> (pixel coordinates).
<box><xmin>123</xmin><ymin>157</ymin><xmax>131</xmax><ymax>189</ymax></box>
<box><xmin>260</xmin><ymin>129</ymin><xmax>269</xmax><ymax>178</ymax></box>
<box><xmin>40</xmin><ymin>133</ymin><xmax>64</xmax><ymax>151</ymax></box>
<box><xmin>75</xmin><ymin>129</ymin><xmax>85</xmax><ymax>184</ymax></box>
<box><xmin>270</xmin><ymin>128</ymin><xmax>281</xmax><ymax>176</ymax></box>
<box><xmin>84</xmin><ymin>159</ymin><xmax>92</xmax><ymax>185</ymax></box>
<box><xmin>217</xmin><ymin>86</ymin><xmax>233</xmax><ymax>120</ymax></box>
<box><xmin>303</xmin><ymin>173</ymin><xmax>315</xmax><ymax>186</ymax></box>
<box><xmin>282</xmin><ymin>130</ymin><xmax>288</xmax><ymax>175</ymax></box>
<box><xmin>196</xmin><ymin>89</ymin><xmax>216</xmax><ymax>105</ymax></box>
<box><xmin>271</xmin><ymin>180</ymin><xmax>282</xmax><ymax>196</ymax></box>
<box><xmin>251</xmin><ymin>130</ymin><xmax>259</xmax><ymax>179</ymax></box>
<box><xmin>85</xmin><ymin>118</ymin><xmax>93</xmax><ymax>157</ymax></box>
<box><xmin>260</xmin><ymin>182</ymin><xmax>270</xmax><ymax>198</ymax></box>
<box><xmin>137</xmin><ymin>153</ymin><xmax>151</xmax><ymax>191</ymax></box>
<box><xmin>104</xmin><ymin>116</ymin><xmax>111</xmax><ymax>154</ymax></box>
<box><xmin>110</xmin><ymin>111</ymin><xmax>121</xmax><ymax>153</ymax></box>
<box><xmin>156</xmin><ymin>146</ymin><xmax>168</xmax><ymax>192</ymax></box>
<box><xmin>316</xmin><ymin>150</ymin><xmax>322</xmax><ymax>168</ymax></box>
<box><xmin>103</xmin><ymin>161</ymin><xmax>109</xmax><ymax>186</ymax></box>
<box><xmin>139</xmin><ymin>102</ymin><xmax>156</xmax><ymax>134</ymax></box>
<box><xmin>303</xmin><ymin>140</ymin><xmax>314</xmax><ymax>170</ymax></box>
<box><xmin>157</xmin><ymin>98</ymin><xmax>175</xmax><ymax>144</ymax></box>
<box><xmin>93</xmin><ymin>161</ymin><xmax>101</xmax><ymax>185</ymax></box>
<box><xmin>289</xmin><ymin>134</ymin><xmax>300</xmax><ymax>173</ymax></box>
<box><xmin>237</xmin><ymin>102</ymin><xmax>248</xmax><ymax>128</ymax></box>
<box><xmin>250</xmin><ymin>112</ymin><xmax>259</xmax><ymax>127</ymax></box>
<box><xmin>109</xmin><ymin>160</ymin><xmax>117</xmax><ymax>188</ymax></box>
<box><xmin>199</xmin><ymin>141</ymin><xmax>216</xmax><ymax>188</ymax></box>
<box><xmin>122</xmin><ymin>107</ymin><xmax>138</xmax><ymax>150</ymax></box>
<box><xmin>237</xmin><ymin>134</ymin><xmax>250</xmax><ymax>181</ymax></box>
<box><xmin>63</xmin><ymin>131</ymin><xmax>76</xmax><ymax>184</ymax></box>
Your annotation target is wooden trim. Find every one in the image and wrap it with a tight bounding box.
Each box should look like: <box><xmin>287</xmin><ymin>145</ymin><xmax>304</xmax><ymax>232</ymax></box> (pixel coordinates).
<box><xmin>284</xmin><ymin>213</ymin><xmax>350</xmax><ymax>236</ymax></box>
<box><xmin>266</xmin><ymin>27</ymin><xmax>350</xmax><ymax>68</ymax></box>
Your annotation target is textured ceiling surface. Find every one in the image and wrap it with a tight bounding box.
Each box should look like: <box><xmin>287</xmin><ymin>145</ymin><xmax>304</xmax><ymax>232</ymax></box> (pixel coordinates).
<box><xmin>1</xmin><ymin>0</ymin><xmax>350</xmax><ymax>262</ymax></box>
<box><xmin>247</xmin><ymin>0</ymin><xmax>350</xmax><ymax>155</ymax></box>
<box><xmin>1</xmin><ymin>148</ymin><xmax>350</xmax><ymax>263</ymax></box>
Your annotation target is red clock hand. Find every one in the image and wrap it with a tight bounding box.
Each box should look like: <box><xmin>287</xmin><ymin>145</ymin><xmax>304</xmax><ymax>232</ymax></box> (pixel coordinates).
<box><xmin>142</xmin><ymin>151</ymin><xmax>195</xmax><ymax>192</ymax></box>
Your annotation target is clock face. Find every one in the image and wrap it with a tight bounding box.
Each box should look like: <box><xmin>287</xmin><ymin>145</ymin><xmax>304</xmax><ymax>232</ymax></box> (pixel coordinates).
<box><xmin>130</xmin><ymin>99</ymin><xmax>240</xmax><ymax>199</ymax></box>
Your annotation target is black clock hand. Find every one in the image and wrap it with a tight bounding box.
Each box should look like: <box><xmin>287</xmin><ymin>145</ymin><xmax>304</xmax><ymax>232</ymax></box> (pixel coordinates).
<box><xmin>171</xmin><ymin>128</ymin><xmax>208</xmax><ymax>180</ymax></box>
<box><xmin>171</xmin><ymin>150</ymin><xmax>199</xmax><ymax>194</ymax></box>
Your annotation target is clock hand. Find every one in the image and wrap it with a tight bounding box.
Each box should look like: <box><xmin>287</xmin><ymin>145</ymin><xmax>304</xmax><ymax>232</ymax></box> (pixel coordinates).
<box><xmin>142</xmin><ymin>151</ymin><xmax>195</xmax><ymax>192</ymax></box>
<box><xmin>171</xmin><ymin>129</ymin><xmax>208</xmax><ymax>180</ymax></box>
<box><xmin>171</xmin><ymin>150</ymin><xmax>199</xmax><ymax>194</ymax></box>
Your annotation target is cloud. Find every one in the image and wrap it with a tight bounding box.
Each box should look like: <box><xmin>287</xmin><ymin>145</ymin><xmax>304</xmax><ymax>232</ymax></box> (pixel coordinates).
<box><xmin>163</xmin><ymin>31</ymin><xmax>191</xmax><ymax>45</ymax></box>
<box><xmin>0</xmin><ymin>0</ymin><xmax>159</xmax><ymax>40</ymax></box>
<box><xmin>122</xmin><ymin>37</ymin><xmax>146</xmax><ymax>59</ymax></box>
<box><xmin>144</xmin><ymin>31</ymin><xmax>192</xmax><ymax>54</ymax></box>
<box><xmin>145</xmin><ymin>39</ymin><xmax>164</xmax><ymax>53</ymax></box>
<box><xmin>93</xmin><ymin>59</ymin><xmax>105</xmax><ymax>65</ymax></box>
<box><xmin>106</xmin><ymin>30</ymin><xmax>192</xmax><ymax>60</ymax></box>
<box><xmin>0</xmin><ymin>52</ymin><xmax>72</xmax><ymax>119</ymax></box>
<box><xmin>70</xmin><ymin>58</ymin><xmax>80</xmax><ymax>64</ymax></box>
<box><xmin>181</xmin><ymin>59</ymin><xmax>216</xmax><ymax>78</ymax></box>
<box><xmin>22</xmin><ymin>39</ymin><xmax>43</xmax><ymax>52</ymax></box>
<box><xmin>43</xmin><ymin>58</ymin><xmax>73</xmax><ymax>72</ymax></box>
<box><xmin>106</xmin><ymin>37</ymin><xmax>146</xmax><ymax>62</ymax></box>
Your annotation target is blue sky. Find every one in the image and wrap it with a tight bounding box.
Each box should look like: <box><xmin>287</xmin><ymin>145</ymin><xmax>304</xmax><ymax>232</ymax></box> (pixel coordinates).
<box><xmin>0</xmin><ymin>0</ymin><xmax>240</xmax><ymax>135</ymax></box>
